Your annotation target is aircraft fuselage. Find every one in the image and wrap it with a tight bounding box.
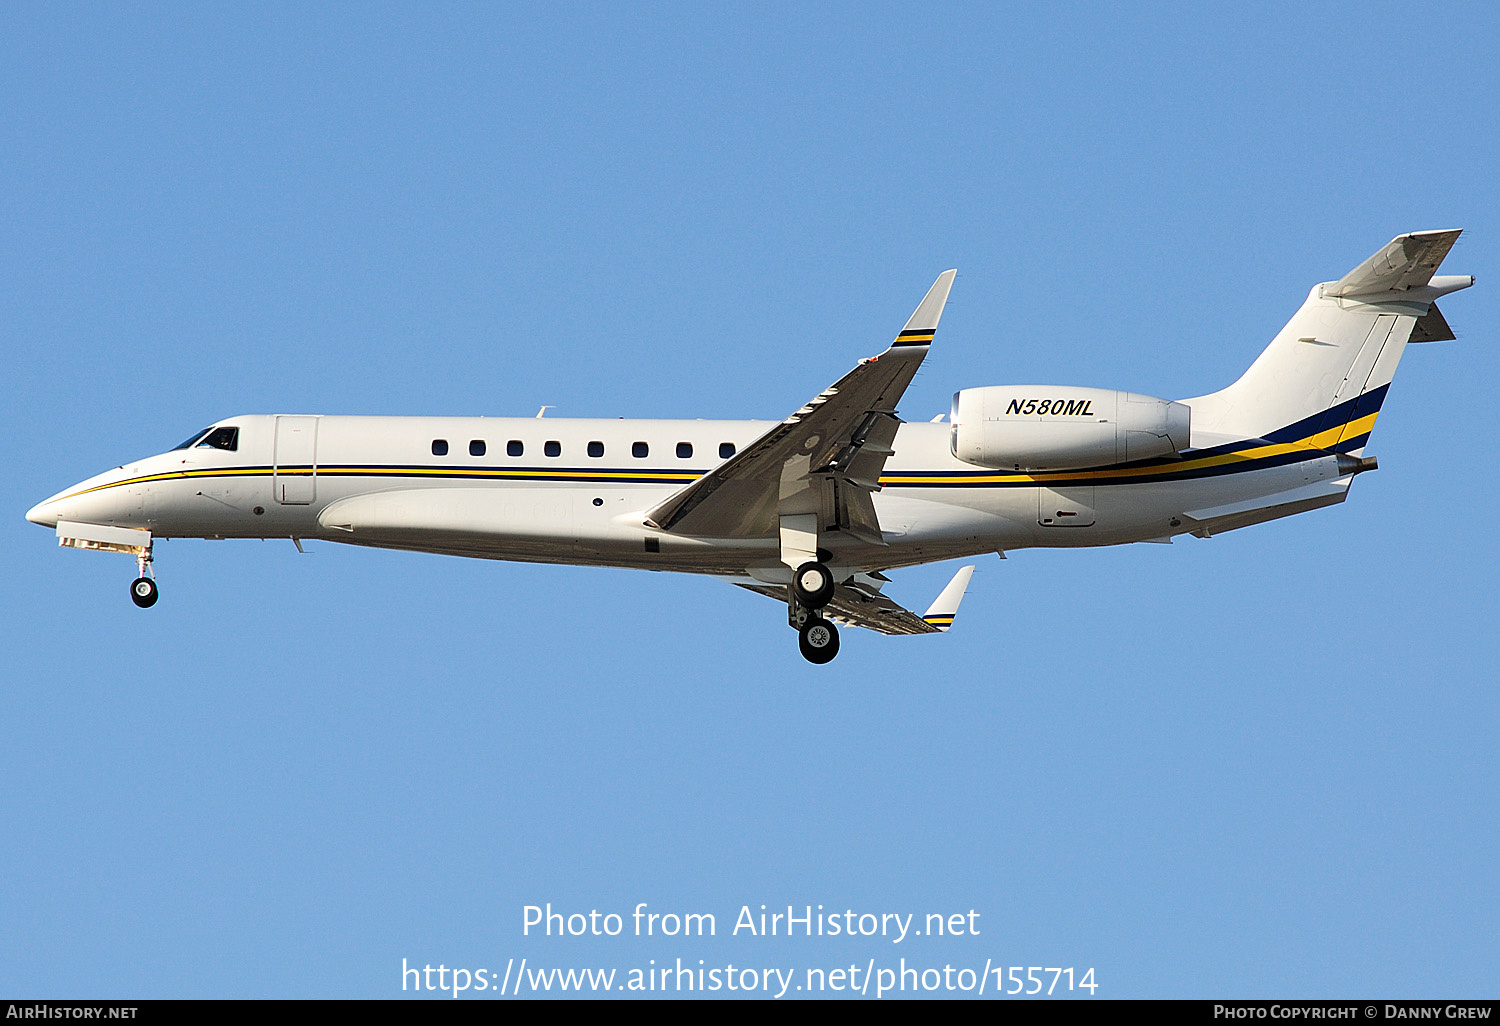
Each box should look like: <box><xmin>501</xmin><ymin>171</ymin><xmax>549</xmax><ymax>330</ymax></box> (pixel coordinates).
<box><xmin>28</xmin><ymin>412</ymin><xmax>1355</xmax><ymax>576</ymax></box>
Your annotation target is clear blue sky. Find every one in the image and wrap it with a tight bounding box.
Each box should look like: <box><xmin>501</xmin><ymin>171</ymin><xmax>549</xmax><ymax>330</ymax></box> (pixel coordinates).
<box><xmin>4</xmin><ymin>2</ymin><xmax>1497</xmax><ymax>999</ymax></box>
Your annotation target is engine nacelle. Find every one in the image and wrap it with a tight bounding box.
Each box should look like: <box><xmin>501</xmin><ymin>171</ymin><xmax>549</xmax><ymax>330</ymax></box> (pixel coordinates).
<box><xmin>950</xmin><ymin>386</ymin><xmax>1191</xmax><ymax>471</ymax></box>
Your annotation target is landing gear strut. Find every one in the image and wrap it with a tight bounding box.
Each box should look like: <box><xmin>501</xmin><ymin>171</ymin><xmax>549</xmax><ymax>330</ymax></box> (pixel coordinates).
<box><xmin>130</xmin><ymin>549</ymin><xmax>158</xmax><ymax>608</ymax></box>
<box><xmin>780</xmin><ymin>514</ymin><xmax>839</xmax><ymax>662</ymax></box>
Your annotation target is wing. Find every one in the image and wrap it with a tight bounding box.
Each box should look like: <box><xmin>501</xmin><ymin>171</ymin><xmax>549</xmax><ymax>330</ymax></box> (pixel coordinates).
<box><xmin>645</xmin><ymin>270</ymin><xmax>957</xmax><ymax>541</ymax></box>
<box><xmin>730</xmin><ymin>564</ymin><xmax>976</xmax><ymax>636</ymax></box>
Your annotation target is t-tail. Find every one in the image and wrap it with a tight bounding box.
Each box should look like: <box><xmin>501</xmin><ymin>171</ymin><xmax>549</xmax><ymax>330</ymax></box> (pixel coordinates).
<box><xmin>1185</xmin><ymin>230</ymin><xmax>1474</xmax><ymax>457</ymax></box>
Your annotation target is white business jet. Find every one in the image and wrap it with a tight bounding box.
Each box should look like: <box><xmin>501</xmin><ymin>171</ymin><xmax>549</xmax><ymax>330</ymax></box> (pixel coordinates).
<box><xmin>27</xmin><ymin>231</ymin><xmax>1473</xmax><ymax>663</ymax></box>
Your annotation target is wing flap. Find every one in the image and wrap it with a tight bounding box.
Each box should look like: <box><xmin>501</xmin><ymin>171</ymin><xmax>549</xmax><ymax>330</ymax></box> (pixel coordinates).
<box><xmin>733</xmin><ymin>578</ymin><xmax>937</xmax><ymax>635</ymax></box>
<box><xmin>728</xmin><ymin>562</ymin><xmax>976</xmax><ymax>636</ymax></box>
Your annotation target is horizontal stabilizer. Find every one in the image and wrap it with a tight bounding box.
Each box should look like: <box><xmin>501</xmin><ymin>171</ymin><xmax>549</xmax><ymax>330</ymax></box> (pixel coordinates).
<box><xmin>1324</xmin><ymin>229</ymin><xmax>1462</xmax><ymax>297</ymax></box>
<box><xmin>1410</xmin><ymin>304</ymin><xmax>1456</xmax><ymax>343</ymax></box>
<box><xmin>921</xmin><ymin>564</ymin><xmax>975</xmax><ymax>631</ymax></box>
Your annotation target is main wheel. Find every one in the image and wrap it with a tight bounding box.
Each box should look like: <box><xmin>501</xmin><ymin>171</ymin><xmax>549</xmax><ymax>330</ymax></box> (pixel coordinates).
<box><xmin>798</xmin><ymin>617</ymin><xmax>840</xmax><ymax>664</ymax></box>
<box><xmin>791</xmin><ymin>561</ymin><xmax>835</xmax><ymax>608</ymax></box>
<box><xmin>130</xmin><ymin>577</ymin><xmax>158</xmax><ymax>608</ymax></box>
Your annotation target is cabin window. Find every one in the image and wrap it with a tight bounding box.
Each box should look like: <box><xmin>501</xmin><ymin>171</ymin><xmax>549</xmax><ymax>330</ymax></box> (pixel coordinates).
<box><xmin>588</xmin><ymin>441</ymin><xmax>604</xmax><ymax>458</ymax></box>
<box><xmin>507</xmin><ymin>440</ymin><xmax>523</xmax><ymax>456</ymax></box>
<box><xmin>469</xmin><ymin>439</ymin><xmax>486</xmax><ymax>457</ymax></box>
<box><xmin>720</xmin><ymin>442</ymin><xmax>736</xmax><ymax>458</ymax></box>
<box><xmin>173</xmin><ymin>428</ymin><xmax>214</xmax><ymax>450</ymax></box>
<box><xmin>197</xmin><ymin>426</ymin><xmax>239</xmax><ymax>451</ymax></box>
<box><xmin>432</xmin><ymin>439</ymin><xmax>449</xmax><ymax>456</ymax></box>
<box><xmin>545</xmin><ymin>440</ymin><xmax>561</xmax><ymax>457</ymax></box>
<box><xmin>632</xmin><ymin>441</ymin><xmax>649</xmax><ymax>458</ymax></box>
<box><xmin>676</xmin><ymin>442</ymin><xmax>693</xmax><ymax>458</ymax></box>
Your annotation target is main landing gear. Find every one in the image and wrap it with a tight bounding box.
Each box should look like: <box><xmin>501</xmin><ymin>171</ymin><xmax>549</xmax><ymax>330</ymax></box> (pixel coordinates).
<box><xmin>789</xmin><ymin>560</ymin><xmax>839</xmax><ymax>664</ymax></box>
<box><xmin>130</xmin><ymin>549</ymin><xmax>158</xmax><ymax>608</ymax></box>
<box><xmin>791</xmin><ymin>560</ymin><xmax>835</xmax><ymax>608</ymax></box>
<box><xmin>798</xmin><ymin>616</ymin><xmax>839</xmax><ymax>663</ymax></box>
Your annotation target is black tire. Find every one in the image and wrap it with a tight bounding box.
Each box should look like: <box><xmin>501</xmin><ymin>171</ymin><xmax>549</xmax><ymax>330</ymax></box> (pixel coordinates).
<box><xmin>130</xmin><ymin>577</ymin><xmax>158</xmax><ymax>608</ymax></box>
<box><xmin>798</xmin><ymin>617</ymin><xmax>840</xmax><ymax>664</ymax></box>
<box><xmin>791</xmin><ymin>561</ymin><xmax>835</xmax><ymax>608</ymax></box>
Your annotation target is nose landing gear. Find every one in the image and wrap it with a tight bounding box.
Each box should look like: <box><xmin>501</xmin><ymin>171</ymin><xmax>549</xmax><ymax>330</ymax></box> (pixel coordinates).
<box><xmin>130</xmin><ymin>549</ymin><xmax>158</xmax><ymax>608</ymax></box>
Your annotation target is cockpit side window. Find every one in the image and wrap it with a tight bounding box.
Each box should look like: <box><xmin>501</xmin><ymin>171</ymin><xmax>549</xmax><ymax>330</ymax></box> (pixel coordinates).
<box><xmin>196</xmin><ymin>427</ymin><xmax>240</xmax><ymax>451</ymax></box>
<box><xmin>173</xmin><ymin>427</ymin><xmax>214</xmax><ymax>450</ymax></box>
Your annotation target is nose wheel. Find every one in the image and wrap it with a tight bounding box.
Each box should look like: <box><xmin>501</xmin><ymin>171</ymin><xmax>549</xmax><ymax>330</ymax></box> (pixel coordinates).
<box><xmin>130</xmin><ymin>550</ymin><xmax>158</xmax><ymax>608</ymax></box>
<box><xmin>130</xmin><ymin>576</ymin><xmax>159</xmax><ymax>608</ymax></box>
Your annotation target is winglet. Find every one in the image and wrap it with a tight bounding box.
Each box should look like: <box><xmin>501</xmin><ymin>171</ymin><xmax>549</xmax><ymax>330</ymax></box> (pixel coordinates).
<box><xmin>891</xmin><ymin>269</ymin><xmax>958</xmax><ymax>349</ymax></box>
<box><xmin>921</xmin><ymin>564</ymin><xmax>975</xmax><ymax>631</ymax></box>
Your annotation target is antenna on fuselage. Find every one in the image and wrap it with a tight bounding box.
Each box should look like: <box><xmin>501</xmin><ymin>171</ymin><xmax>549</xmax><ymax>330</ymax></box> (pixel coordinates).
<box><xmin>536</xmin><ymin>405</ymin><xmax>552</xmax><ymax>418</ymax></box>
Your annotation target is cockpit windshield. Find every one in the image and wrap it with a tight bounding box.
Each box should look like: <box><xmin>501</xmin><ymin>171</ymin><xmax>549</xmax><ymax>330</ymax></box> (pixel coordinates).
<box><xmin>196</xmin><ymin>427</ymin><xmax>239</xmax><ymax>451</ymax></box>
<box><xmin>172</xmin><ymin>427</ymin><xmax>214</xmax><ymax>450</ymax></box>
<box><xmin>171</xmin><ymin>426</ymin><xmax>240</xmax><ymax>451</ymax></box>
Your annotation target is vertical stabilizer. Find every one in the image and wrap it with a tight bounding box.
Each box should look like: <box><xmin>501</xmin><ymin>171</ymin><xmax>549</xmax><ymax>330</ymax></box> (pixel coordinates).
<box><xmin>1184</xmin><ymin>231</ymin><xmax>1471</xmax><ymax>452</ymax></box>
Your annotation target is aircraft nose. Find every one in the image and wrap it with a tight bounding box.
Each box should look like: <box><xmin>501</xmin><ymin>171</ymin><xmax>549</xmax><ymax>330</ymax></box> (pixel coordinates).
<box><xmin>26</xmin><ymin>468</ymin><xmax>136</xmax><ymax>529</ymax></box>
<box><xmin>26</xmin><ymin>496</ymin><xmax>62</xmax><ymax>527</ymax></box>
